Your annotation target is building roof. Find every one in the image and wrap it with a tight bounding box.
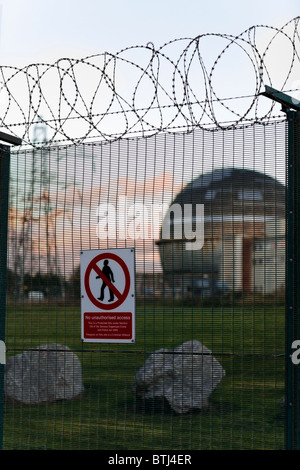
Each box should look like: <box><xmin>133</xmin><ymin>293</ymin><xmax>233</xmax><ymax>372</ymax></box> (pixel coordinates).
<box><xmin>172</xmin><ymin>167</ymin><xmax>285</xmax><ymax>217</ymax></box>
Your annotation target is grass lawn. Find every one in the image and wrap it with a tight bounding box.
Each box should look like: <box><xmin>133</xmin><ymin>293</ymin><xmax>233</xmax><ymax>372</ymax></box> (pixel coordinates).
<box><xmin>3</xmin><ymin>301</ymin><xmax>285</xmax><ymax>450</ymax></box>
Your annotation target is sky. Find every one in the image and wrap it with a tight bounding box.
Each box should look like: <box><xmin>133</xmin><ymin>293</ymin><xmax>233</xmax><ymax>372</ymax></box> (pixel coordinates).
<box><xmin>0</xmin><ymin>0</ymin><xmax>299</xmax><ymax>66</ymax></box>
<box><xmin>4</xmin><ymin>0</ymin><xmax>297</xmax><ymax>274</ymax></box>
<box><xmin>0</xmin><ymin>0</ymin><xmax>297</xmax><ymax>142</ymax></box>
<box><xmin>0</xmin><ymin>0</ymin><xmax>298</xmax><ymax>144</ymax></box>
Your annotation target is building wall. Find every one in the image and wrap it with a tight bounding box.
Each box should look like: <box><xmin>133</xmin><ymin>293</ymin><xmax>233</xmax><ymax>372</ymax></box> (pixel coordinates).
<box><xmin>252</xmin><ymin>238</ymin><xmax>285</xmax><ymax>293</ymax></box>
<box><xmin>158</xmin><ymin>205</ymin><xmax>286</xmax><ymax>295</ymax></box>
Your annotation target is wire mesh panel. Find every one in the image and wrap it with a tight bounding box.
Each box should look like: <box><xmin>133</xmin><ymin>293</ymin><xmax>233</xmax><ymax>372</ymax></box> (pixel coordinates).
<box><xmin>2</xmin><ymin>118</ymin><xmax>286</xmax><ymax>450</ymax></box>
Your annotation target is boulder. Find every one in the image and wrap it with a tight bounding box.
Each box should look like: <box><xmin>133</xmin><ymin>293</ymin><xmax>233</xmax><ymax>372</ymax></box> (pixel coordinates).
<box><xmin>5</xmin><ymin>343</ymin><xmax>84</xmax><ymax>404</ymax></box>
<box><xmin>132</xmin><ymin>340</ymin><xmax>225</xmax><ymax>413</ymax></box>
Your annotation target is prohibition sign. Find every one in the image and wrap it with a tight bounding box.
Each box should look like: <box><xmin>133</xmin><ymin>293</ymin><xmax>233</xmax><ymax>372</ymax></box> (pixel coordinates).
<box><xmin>84</xmin><ymin>252</ymin><xmax>130</xmax><ymax>310</ymax></box>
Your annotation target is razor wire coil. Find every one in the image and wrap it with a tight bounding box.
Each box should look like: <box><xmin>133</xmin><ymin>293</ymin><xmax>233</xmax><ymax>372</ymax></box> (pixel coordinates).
<box><xmin>0</xmin><ymin>17</ymin><xmax>298</xmax><ymax>146</ymax></box>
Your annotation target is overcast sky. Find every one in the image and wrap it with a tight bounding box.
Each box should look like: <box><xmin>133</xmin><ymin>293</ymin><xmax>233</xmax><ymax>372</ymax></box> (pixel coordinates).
<box><xmin>0</xmin><ymin>0</ymin><xmax>298</xmax><ymax>144</ymax></box>
<box><xmin>3</xmin><ymin>1</ymin><xmax>293</xmax><ymax>271</ymax></box>
<box><xmin>0</xmin><ymin>0</ymin><xmax>299</xmax><ymax>66</ymax></box>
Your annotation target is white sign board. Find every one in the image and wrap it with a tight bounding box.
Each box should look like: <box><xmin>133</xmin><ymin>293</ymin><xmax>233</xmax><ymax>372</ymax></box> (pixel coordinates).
<box><xmin>80</xmin><ymin>248</ymin><xmax>135</xmax><ymax>343</ymax></box>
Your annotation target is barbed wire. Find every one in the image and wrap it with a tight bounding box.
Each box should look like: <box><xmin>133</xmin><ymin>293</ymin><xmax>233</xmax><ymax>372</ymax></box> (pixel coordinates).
<box><xmin>0</xmin><ymin>16</ymin><xmax>299</xmax><ymax>147</ymax></box>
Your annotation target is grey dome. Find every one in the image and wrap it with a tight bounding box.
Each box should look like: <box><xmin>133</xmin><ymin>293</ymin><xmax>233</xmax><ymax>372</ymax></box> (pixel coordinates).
<box><xmin>171</xmin><ymin>167</ymin><xmax>285</xmax><ymax>218</ymax></box>
<box><xmin>157</xmin><ymin>168</ymin><xmax>285</xmax><ymax>275</ymax></box>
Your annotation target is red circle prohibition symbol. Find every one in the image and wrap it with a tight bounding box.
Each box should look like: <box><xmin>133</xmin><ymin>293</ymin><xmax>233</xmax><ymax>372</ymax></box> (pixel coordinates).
<box><xmin>84</xmin><ymin>253</ymin><xmax>131</xmax><ymax>310</ymax></box>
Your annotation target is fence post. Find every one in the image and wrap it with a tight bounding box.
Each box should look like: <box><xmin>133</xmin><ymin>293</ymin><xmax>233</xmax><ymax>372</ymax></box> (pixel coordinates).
<box><xmin>285</xmin><ymin>107</ymin><xmax>300</xmax><ymax>450</ymax></box>
<box><xmin>0</xmin><ymin>133</ymin><xmax>21</xmax><ymax>450</ymax></box>
<box><xmin>0</xmin><ymin>144</ymin><xmax>11</xmax><ymax>450</ymax></box>
<box><xmin>261</xmin><ymin>86</ymin><xmax>300</xmax><ymax>449</ymax></box>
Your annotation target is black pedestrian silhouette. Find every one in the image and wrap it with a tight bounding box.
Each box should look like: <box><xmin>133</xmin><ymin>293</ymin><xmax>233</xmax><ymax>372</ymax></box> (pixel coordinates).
<box><xmin>97</xmin><ymin>259</ymin><xmax>115</xmax><ymax>302</ymax></box>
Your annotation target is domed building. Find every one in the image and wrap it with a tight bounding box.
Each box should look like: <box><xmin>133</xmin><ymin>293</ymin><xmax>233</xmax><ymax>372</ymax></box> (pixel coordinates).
<box><xmin>156</xmin><ymin>168</ymin><xmax>286</xmax><ymax>296</ymax></box>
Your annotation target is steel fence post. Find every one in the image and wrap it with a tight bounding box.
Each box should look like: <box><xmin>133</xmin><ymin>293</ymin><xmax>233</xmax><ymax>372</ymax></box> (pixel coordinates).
<box><xmin>285</xmin><ymin>108</ymin><xmax>300</xmax><ymax>450</ymax></box>
<box><xmin>0</xmin><ymin>132</ymin><xmax>21</xmax><ymax>450</ymax></box>
<box><xmin>0</xmin><ymin>144</ymin><xmax>11</xmax><ymax>450</ymax></box>
<box><xmin>285</xmin><ymin>109</ymin><xmax>297</xmax><ymax>449</ymax></box>
<box><xmin>261</xmin><ymin>86</ymin><xmax>300</xmax><ymax>449</ymax></box>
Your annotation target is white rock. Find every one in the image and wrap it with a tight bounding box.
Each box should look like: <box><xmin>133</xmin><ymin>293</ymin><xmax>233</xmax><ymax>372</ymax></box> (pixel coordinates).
<box><xmin>132</xmin><ymin>340</ymin><xmax>225</xmax><ymax>413</ymax></box>
<box><xmin>5</xmin><ymin>343</ymin><xmax>84</xmax><ymax>404</ymax></box>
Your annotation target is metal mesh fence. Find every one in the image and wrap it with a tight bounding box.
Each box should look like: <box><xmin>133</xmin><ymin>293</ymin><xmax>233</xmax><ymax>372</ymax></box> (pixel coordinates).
<box><xmin>3</xmin><ymin>119</ymin><xmax>286</xmax><ymax>450</ymax></box>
